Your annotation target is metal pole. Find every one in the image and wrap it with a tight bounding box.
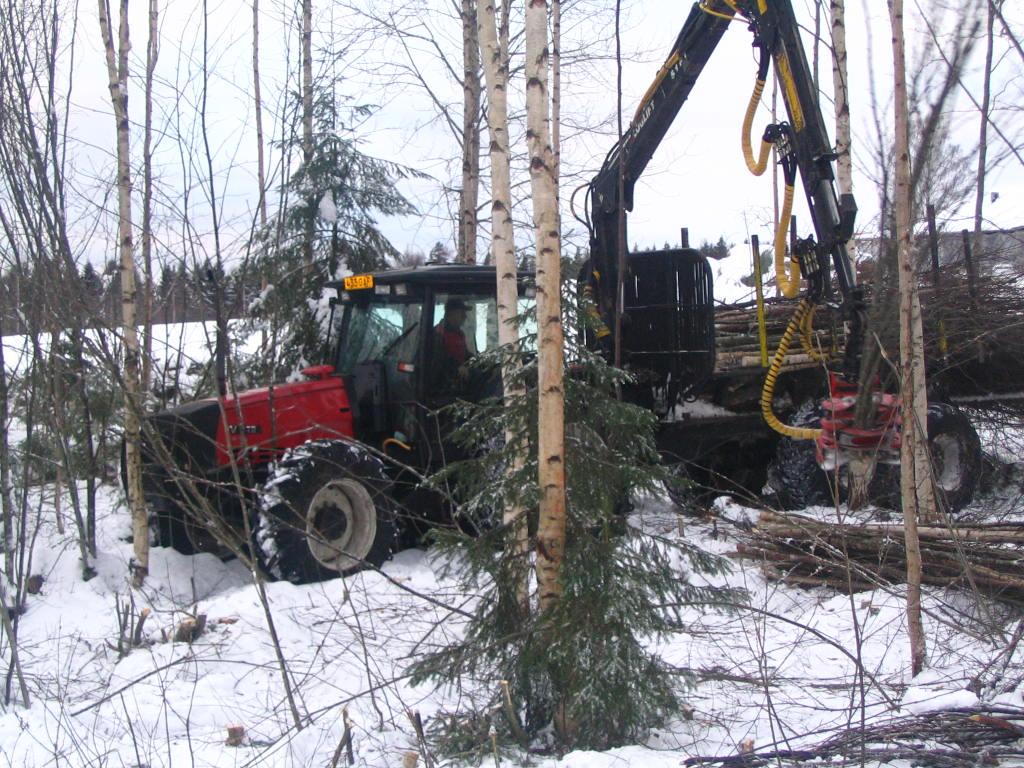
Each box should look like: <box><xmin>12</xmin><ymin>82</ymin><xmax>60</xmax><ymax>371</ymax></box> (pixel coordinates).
<box><xmin>752</xmin><ymin>235</ymin><xmax>769</xmax><ymax>367</ymax></box>
<box><xmin>926</xmin><ymin>204</ymin><xmax>948</xmax><ymax>358</ymax></box>
<box><xmin>961</xmin><ymin>229</ymin><xmax>977</xmax><ymax>308</ymax></box>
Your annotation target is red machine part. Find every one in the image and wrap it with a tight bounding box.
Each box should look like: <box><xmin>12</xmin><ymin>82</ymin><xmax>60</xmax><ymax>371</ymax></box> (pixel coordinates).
<box><xmin>214</xmin><ymin>365</ymin><xmax>355</xmax><ymax>467</ymax></box>
<box><xmin>816</xmin><ymin>373</ymin><xmax>901</xmax><ymax>469</ymax></box>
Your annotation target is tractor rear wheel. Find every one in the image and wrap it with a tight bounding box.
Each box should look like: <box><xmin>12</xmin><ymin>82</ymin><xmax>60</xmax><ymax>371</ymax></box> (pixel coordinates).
<box><xmin>255</xmin><ymin>440</ymin><xmax>397</xmax><ymax>584</ymax></box>
<box><xmin>150</xmin><ymin>503</ymin><xmax>200</xmax><ymax>555</ymax></box>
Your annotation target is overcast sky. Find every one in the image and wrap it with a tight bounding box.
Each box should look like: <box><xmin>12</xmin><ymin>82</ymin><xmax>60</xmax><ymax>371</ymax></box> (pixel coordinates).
<box><xmin>64</xmin><ymin>0</ymin><xmax>1023</xmax><ymax>275</ymax></box>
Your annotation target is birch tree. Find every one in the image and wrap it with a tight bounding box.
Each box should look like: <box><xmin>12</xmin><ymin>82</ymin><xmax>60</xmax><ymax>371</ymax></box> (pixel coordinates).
<box><xmin>524</xmin><ymin>0</ymin><xmax>566</xmax><ymax>620</ymax></box>
<box><xmin>97</xmin><ymin>0</ymin><xmax>147</xmax><ymax>585</ymax></box>
<box><xmin>832</xmin><ymin>0</ymin><xmax>875</xmax><ymax>508</ymax></box>
<box><xmin>479</xmin><ymin>0</ymin><xmax>527</xmax><ymax>608</ymax></box>
<box><xmin>890</xmin><ymin>0</ymin><xmax>931</xmax><ymax>677</ymax></box>
<box><xmin>141</xmin><ymin>0</ymin><xmax>158</xmax><ymax>399</ymax></box>
<box><xmin>460</xmin><ymin>0</ymin><xmax>481</xmax><ymax>264</ymax></box>
<box><xmin>551</xmin><ymin>0</ymin><xmax>561</xmax><ymax>204</ymax></box>
<box><xmin>830</xmin><ymin>0</ymin><xmax>852</xmax><ymax>196</ymax></box>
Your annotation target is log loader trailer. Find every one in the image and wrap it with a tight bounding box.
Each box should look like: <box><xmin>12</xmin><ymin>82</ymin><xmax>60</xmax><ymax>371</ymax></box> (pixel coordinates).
<box><xmin>135</xmin><ymin>0</ymin><xmax>982</xmax><ymax>584</ymax></box>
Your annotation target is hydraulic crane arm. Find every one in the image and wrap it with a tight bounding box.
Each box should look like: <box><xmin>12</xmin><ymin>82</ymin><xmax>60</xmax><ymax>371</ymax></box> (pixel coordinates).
<box><xmin>587</xmin><ymin>0</ymin><xmax>861</xmax><ymax>372</ymax></box>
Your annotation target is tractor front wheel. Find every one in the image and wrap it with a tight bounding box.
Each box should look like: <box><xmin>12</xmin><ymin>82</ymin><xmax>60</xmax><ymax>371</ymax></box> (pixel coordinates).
<box><xmin>255</xmin><ymin>440</ymin><xmax>397</xmax><ymax>584</ymax></box>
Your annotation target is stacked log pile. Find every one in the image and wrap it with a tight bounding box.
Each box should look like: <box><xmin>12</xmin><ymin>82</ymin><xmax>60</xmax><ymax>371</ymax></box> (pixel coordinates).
<box><xmin>738</xmin><ymin>510</ymin><xmax>1024</xmax><ymax>604</ymax></box>
<box><xmin>713</xmin><ymin>300</ymin><xmax>843</xmax><ymax>373</ymax></box>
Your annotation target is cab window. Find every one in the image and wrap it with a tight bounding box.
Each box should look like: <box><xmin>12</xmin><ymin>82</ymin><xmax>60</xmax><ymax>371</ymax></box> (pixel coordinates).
<box><xmin>337</xmin><ymin>300</ymin><xmax>422</xmax><ymax>376</ymax></box>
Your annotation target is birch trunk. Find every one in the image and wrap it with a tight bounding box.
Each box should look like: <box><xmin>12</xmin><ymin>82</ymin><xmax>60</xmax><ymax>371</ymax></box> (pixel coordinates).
<box><xmin>890</xmin><ymin>0</ymin><xmax>930</xmax><ymax>677</ymax></box>
<box><xmin>551</xmin><ymin>0</ymin><xmax>560</xmax><ymax>205</ymax></box>
<box><xmin>830</xmin><ymin>0</ymin><xmax>852</xmax><ymax>196</ymax></box>
<box><xmin>253</xmin><ymin>0</ymin><xmax>268</xmax><ymax>226</ymax></box>
<box><xmin>98</xmin><ymin>0</ymin><xmax>147</xmax><ymax>585</ymax></box>
<box><xmin>301</xmin><ymin>0</ymin><xmax>314</xmax><ymax>268</ymax></box>
<box><xmin>525</xmin><ymin>0</ymin><xmax>566</xmax><ymax>617</ymax></box>
<box><xmin>459</xmin><ymin>0</ymin><xmax>481</xmax><ymax>264</ymax></box>
<box><xmin>479</xmin><ymin>0</ymin><xmax>527</xmax><ymax>611</ymax></box>
<box><xmin>141</xmin><ymin>0</ymin><xmax>158</xmax><ymax>404</ymax></box>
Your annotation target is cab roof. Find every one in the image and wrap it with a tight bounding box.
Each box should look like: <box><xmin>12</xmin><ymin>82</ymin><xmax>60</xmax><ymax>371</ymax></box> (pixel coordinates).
<box><xmin>326</xmin><ymin>263</ymin><xmax>533</xmax><ymax>292</ymax></box>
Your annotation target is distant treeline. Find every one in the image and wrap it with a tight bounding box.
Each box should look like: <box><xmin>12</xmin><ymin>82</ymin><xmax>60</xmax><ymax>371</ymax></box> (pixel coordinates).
<box><xmin>0</xmin><ymin>260</ymin><xmax>260</xmax><ymax>336</ymax></box>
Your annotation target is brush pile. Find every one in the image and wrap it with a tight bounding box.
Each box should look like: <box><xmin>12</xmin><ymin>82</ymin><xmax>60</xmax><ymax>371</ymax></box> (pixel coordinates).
<box><xmin>738</xmin><ymin>510</ymin><xmax>1024</xmax><ymax>603</ymax></box>
<box><xmin>919</xmin><ymin>268</ymin><xmax>1024</xmax><ymax>399</ymax></box>
<box><xmin>714</xmin><ymin>268</ymin><xmax>1024</xmax><ymax>403</ymax></box>
<box><xmin>685</xmin><ymin>705</ymin><xmax>1024</xmax><ymax>767</ymax></box>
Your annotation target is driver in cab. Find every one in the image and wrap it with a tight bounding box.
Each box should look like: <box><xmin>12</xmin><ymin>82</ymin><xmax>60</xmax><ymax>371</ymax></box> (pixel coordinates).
<box><xmin>432</xmin><ymin>298</ymin><xmax>472</xmax><ymax>393</ymax></box>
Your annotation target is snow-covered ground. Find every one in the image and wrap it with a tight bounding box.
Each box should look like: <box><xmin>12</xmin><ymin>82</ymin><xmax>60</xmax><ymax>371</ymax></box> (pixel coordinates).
<box><xmin>2</xmin><ymin>478</ymin><xmax>1023</xmax><ymax>767</ymax></box>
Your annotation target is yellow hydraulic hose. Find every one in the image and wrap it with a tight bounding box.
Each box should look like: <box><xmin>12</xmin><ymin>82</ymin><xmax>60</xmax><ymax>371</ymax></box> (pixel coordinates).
<box><xmin>760</xmin><ymin>299</ymin><xmax>823</xmax><ymax>441</ymax></box>
<box><xmin>742</xmin><ymin>79</ymin><xmax>773</xmax><ymax>176</ymax></box>
<box><xmin>699</xmin><ymin>2</ymin><xmax>737</xmax><ymax>21</ymax></box>
<box><xmin>797</xmin><ymin>303</ymin><xmax>833</xmax><ymax>363</ymax></box>
<box><xmin>752</xmin><ymin>238</ymin><xmax>769</xmax><ymax>367</ymax></box>
<box><xmin>774</xmin><ymin>183</ymin><xmax>801</xmax><ymax>298</ymax></box>
<box><xmin>383</xmin><ymin>437</ymin><xmax>412</xmax><ymax>453</ymax></box>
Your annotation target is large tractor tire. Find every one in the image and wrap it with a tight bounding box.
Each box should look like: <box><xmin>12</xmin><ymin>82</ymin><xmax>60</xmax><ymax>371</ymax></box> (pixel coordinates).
<box><xmin>768</xmin><ymin>404</ymin><xmax>838</xmax><ymax>510</ymax></box>
<box><xmin>148</xmin><ymin>481</ymin><xmax>241</xmax><ymax>559</ymax></box>
<box><xmin>255</xmin><ymin>440</ymin><xmax>398</xmax><ymax>584</ymax></box>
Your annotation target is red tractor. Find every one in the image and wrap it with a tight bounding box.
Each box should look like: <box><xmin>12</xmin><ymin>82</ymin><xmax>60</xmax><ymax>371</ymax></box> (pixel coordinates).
<box><xmin>140</xmin><ymin>265</ymin><xmax>530</xmax><ymax>583</ymax></box>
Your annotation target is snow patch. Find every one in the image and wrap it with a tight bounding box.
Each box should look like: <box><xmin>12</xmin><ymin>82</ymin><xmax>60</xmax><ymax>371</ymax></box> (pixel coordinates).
<box><xmin>318</xmin><ymin>190</ymin><xmax>338</xmax><ymax>222</ymax></box>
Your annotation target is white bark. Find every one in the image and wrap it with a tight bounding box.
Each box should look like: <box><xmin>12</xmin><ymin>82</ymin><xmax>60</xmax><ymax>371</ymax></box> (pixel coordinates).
<box><xmin>830</xmin><ymin>0</ymin><xmax>852</xmax><ymax>196</ymax></box>
<box><xmin>141</xmin><ymin>0</ymin><xmax>158</xmax><ymax>404</ymax></box>
<box><xmin>460</xmin><ymin>0</ymin><xmax>481</xmax><ymax>264</ymax></box>
<box><xmin>890</xmin><ymin>0</ymin><xmax>930</xmax><ymax>678</ymax></box>
<box><xmin>479</xmin><ymin>0</ymin><xmax>527</xmax><ymax>608</ymax></box>
<box><xmin>525</xmin><ymin>0</ymin><xmax>565</xmax><ymax>618</ymax></box>
<box><xmin>98</xmin><ymin>0</ymin><xmax>147</xmax><ymax>585</ymax></box>
<box><xmin>551</xmin><ymin>0</ymin><xmax>561</xmax><ymax>206</ymax></box>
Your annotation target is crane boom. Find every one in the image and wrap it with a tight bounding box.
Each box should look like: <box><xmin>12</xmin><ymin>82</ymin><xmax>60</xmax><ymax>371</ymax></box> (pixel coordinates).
<box><xmin>587</xmin><ymin>0</ymin><xmax>861</xmax><ymax>375</ymax></box>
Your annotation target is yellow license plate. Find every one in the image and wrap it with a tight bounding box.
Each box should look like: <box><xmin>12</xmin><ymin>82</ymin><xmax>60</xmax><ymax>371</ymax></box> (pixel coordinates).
<box><xmin>343</xmin><ymin>274</ymin><xmax>374</xmax><ymax>290</ymax></box>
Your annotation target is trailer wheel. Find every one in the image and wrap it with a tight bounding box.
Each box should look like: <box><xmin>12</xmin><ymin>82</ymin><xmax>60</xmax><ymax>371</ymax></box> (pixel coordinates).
<box><xmin>927</xmin><ymin>404</ymin><xmax>982</xmax><ymax>513</ymax></box>
<box><xmin>256</xmin><ymin>440</ymin><xmax>397</xmax><ymax>584</ymax></box>
<box><xmin>878</xmin><ymin>403</ymin><xmax>981</xmax><ymax>515</ymax></box>
<box><xmin>770</xmin><ymin>402</ymin><xmax>981</xmax><ymax>515</ymax></box>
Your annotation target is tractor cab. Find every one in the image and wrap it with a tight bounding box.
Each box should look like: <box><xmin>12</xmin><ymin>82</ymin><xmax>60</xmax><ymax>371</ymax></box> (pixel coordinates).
<box><xmin>327</xmin><ymin>264</ymin><xmax>533</xmax><ymax>474</ymax></box>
